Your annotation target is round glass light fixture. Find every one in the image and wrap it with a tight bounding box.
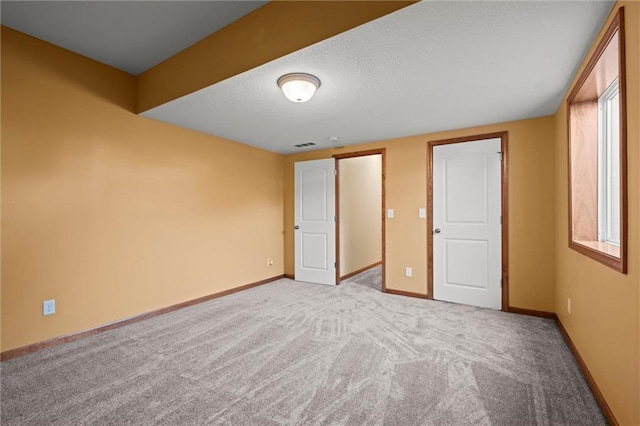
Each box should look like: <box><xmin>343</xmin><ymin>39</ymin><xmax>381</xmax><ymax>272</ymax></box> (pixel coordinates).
<box><xmin>277</xmin><ymin>73</ymin><xmax>321</xmax><ymax>103</ymax></box>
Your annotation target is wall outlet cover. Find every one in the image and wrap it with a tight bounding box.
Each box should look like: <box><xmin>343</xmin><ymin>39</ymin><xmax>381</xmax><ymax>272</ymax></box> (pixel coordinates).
<box><xmin>43</xmin><ymin>299</ymin><xmax>56</xmax><ymax>316</ymax></box>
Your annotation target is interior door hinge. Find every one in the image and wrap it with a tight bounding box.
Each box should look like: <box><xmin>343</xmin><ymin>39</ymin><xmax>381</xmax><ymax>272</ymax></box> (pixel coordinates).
<box><xmin>334</xmin><ymin>169</ymin><xmax>338</xmax><ymax>176</ymax></box>
<box><xmin>500</xmin><ymin>215</ymin><xmax>502</xmax><ymax>225</ymax></box>
<box><xmin>334</xmin><ymin>262</ymin><xmax>337</xmax><ymax>268</ymax></box>
<box><xmin>497</xmin><ymin>151</ymin><xmax>503</xmax><ymax>161</ymax></box>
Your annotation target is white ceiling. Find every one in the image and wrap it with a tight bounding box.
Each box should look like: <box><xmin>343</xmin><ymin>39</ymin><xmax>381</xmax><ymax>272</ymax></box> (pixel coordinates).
<box><xmin>1</xmin><ymin>1</ymin><xmax>267</xmax><ymax>75</ymax></box>
<box><xmin>2</xmin><ymin>1</ymin><xmax>614</xmax><ymax>154</ymax></box>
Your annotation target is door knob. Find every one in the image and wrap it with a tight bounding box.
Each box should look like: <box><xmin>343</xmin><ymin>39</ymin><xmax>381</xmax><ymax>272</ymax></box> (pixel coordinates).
<box><xmin>294</xmin><ymin>225</ymin><xmax>300</xmax><ymax>230</ymax></box>
<box><xmin>434</xmin><ymin>228</ymin><xmax>441</xmax><ymax>234</ymax></box>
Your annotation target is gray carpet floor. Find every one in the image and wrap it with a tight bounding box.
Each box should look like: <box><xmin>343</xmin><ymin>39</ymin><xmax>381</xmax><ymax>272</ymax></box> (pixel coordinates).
<box><xmin>1</xmin><ymin>266</ymin><xmax>605</xmax><ymax>425</ymax></box>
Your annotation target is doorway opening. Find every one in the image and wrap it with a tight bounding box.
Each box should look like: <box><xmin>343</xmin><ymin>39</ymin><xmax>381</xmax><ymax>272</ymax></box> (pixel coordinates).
<box><xmin>427</xmin><ymin>132</ymin><xmax>509</xmax><ymax>311</ymax></box>
<box><xmin>335</xmin><ymin>149</ymin><xmax>386</xmax><ymax>291</ymax></box>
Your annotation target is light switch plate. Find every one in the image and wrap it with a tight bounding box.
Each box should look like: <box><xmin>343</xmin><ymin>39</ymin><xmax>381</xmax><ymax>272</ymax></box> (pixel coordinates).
<box><xmin>387</xmin><ymin>209</ymin><xmax>394</xmax><ymax>219</ymax></box>
<box><xmin>419</xmin><ymin>208</ymin><xmax>426</xmax><ymax>219</ymax></box>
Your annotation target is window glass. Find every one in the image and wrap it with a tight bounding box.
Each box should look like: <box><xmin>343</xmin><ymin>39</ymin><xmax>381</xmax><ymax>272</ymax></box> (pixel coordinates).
<box><xmin>598</xmin><ymin>78</ymin><xmax>620</xmax><ymax>245</ymax></box>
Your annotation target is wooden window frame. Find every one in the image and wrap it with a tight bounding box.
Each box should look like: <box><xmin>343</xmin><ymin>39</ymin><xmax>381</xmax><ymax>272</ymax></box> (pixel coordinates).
<box><xmin>567</xmin><ymin>7</ymin><xmax>627</xmax><ymax>273</ymax></box>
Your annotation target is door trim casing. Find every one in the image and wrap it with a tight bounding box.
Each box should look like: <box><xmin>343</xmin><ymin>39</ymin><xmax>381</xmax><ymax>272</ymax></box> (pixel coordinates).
<box><xmin>334</xmin><ymin>149</ymin><xmax>386</xmax><ymax>290</ymax></box>
<box><xmin>427</xmin><ymin>132</ymin><xmax>509</xmax><ymax>311</ymax></box>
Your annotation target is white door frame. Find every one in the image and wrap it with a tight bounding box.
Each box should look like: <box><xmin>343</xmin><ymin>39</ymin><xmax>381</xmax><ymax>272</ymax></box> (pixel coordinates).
<box><xmin>427</xmin><ymin>132</ymin><xmax>509</xmax><ymax>311</ymax></box>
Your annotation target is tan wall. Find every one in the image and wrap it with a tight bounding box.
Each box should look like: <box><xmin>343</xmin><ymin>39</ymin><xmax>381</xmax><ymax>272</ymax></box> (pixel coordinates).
<box><xmin>554</xmin><ymin>3</ymin><xmax>639</xmax><ymax>425</ymax></box>
<box><xmin>1</xmin><ymin>28</ymin><xmax>285</xmax><ymax>352</ymax></box>
<box><xmin>284</xmin><ymin>116</ymin><xmax>556</xmax><ymax>311</ymax></box>
<box><xmin>339</xmin><ymin>155</ymin><xmax>382</xmax><ymax>276</ymax></box>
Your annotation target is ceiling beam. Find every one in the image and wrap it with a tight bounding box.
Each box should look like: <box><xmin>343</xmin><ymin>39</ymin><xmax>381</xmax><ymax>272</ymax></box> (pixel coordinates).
<box><xmin>136</xmin><ymin>0</ymin><xmax>416</xmax><ymax>113</ymax></box>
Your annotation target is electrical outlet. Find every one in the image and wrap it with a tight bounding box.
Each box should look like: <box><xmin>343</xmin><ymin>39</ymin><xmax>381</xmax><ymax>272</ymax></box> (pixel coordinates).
<box><xmin>405</xmin><ymin>267</ymin><xmax>412</xmax><ymax>277</ymax></box>
<box><xmin>267</xmin><ymin>258</ymin><xmax>274</xmax><ymax>266</ymax></box>
<box><xmin>567</xmin><ymin>298</ymin><xmax>571</xmax><ymax>314</ymax></box>
<box><xmin>43</xmin><ymin>299</ymin><xmax>56</xmax><ymax>316</ymax></box>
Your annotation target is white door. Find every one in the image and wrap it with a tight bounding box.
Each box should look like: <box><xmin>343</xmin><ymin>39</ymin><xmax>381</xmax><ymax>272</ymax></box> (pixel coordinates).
<box><xmin>432</xmin><ymin>138</ymin><xmax>502</xmax><ymax>309</ymax></box>
<box><xmin>294</xmin><ymin>159</ymin><xmax>336</xmax><ymax>285</ymax></box>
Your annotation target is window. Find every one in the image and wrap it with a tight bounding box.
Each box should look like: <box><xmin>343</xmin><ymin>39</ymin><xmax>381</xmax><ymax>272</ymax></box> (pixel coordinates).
<box><xmin>598</xmin><ymin>78</ymin><xmax>619</xmax><ymax>246</ymax></box>
<box><xmin>568</xmin><ymin>8</ymin><xmax>627</xmax><ymax>273</ymax></box>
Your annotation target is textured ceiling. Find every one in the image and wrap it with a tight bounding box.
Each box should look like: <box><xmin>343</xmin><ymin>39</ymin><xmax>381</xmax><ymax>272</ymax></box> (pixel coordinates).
<box><xmin>142</xmin><ymin>0</ymin><xmax>614</xmax><ymax>154</ymax></box>
<box><xmin>0</xmin><ymin>1</ymin><xmax>267</xmax><ymax>75</ymax></box>
<box><xmin>2</xmin><ymin>1</ymin><xmax>614</xmax><ymax>154</ymax></box>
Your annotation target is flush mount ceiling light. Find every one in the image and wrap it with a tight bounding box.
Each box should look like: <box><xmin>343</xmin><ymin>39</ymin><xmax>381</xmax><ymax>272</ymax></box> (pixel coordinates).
<box><xmin>277</xmin><ymin>73</ymin><xmax>321</xmax><ymax>103</ymax></box>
